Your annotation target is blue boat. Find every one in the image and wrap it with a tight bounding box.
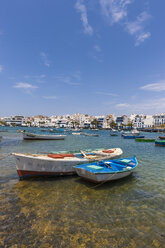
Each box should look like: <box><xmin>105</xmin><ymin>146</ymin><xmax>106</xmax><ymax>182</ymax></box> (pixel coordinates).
<box><xmin>74</xmin><ymin>157</ymin><xmax>138</xmax><ymax>183</ymax></box>
<box><xmin>123</xmin><ymin>135</ymin><xmax>145</xmax><ymax>139</ymax></box>
<box><xmin>155</xmin><ymin>140</ymin><xmax>165</xmax><ymax>146</ymax></box>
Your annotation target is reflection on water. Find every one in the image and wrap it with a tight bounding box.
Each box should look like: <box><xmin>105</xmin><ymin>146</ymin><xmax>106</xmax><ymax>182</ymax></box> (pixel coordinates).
<box><xmin>0</xmin><ymin>128</ymin><xmax>165</xmax><ymax>247</ymax></box>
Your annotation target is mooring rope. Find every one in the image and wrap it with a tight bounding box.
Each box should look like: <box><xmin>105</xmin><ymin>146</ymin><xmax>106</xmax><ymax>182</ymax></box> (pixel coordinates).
<box><xmin>90</xmin><ymin>171</ymin><xmax>119</xmax><ymax>189</ymax></box>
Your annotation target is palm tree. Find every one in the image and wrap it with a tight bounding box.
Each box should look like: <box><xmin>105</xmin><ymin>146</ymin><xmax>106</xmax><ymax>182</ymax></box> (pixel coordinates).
<box><xmin>110</xmin><ymin>121</ymin><xmax>117</xmax><ymax>129</ymax></box>
<box><xmin>91</xmin><ymin>119</ymin><xmax>100</xmax><ymax>128</ymax></box>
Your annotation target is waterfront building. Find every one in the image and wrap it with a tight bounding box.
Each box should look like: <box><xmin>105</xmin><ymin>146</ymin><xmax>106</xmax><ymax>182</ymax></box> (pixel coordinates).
<box><xmin>2</xmin><ymin>115</ymin><xmax>26</xmax><ymax>126</ymax></box>
<box><xmin>116</xmin><ymin>115</ymin><xmax>128</xmax><ymax>127</ymax></box>
<box><xmin>153</xmin><ymin>113</ymin><xmax>165</xmax><ymax>126</ymax></box>
<box><xmin>132</xmin><ymin>115</ymin><xmax>154</xmax><ymax>128</ymax></box>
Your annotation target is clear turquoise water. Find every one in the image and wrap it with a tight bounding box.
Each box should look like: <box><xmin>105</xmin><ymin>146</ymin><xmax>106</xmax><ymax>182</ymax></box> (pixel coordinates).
<box><xmin>0</xmin><ymin>127</ymin><xmax>165</xmax><ymax>247</ymax></box>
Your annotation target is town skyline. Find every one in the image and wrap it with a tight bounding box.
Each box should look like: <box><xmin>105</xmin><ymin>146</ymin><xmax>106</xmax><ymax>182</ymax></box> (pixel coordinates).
<box><xmin>1</xmin><ymin>112</ymin><xmax>165</xmax><ymax>129</ymax></box>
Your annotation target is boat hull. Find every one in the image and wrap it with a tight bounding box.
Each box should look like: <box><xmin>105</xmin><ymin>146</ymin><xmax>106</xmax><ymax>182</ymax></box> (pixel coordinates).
<box><xmin>123</xmin><ymin>135</ymin><xmax>144</xmax><ymax>139</ymax></box>
<box><xmin>155</xmin><ymin>141</ymin><xmax>165</xmax><ymax>146</ymax></box>
<box><xmin>135</xmin><ymin>138</ymin><xmax>155</xmax><ymax>142</ymax></box>
<box><xmin>17</xmin><ymin>170</ymin><xmax>75</xmax><ymax>178</ymax></box>
<box><xmin>74</xmin><ymin>157</ymin><xmax>137</xmax><ymax>183</ymax></box>
<box><xmin>158</xmin><ymin>136</ymin><xmax>165</xmax><ymax>140</ymax></box>
<box><xmin>23</xmin><ymin>133</ymin><xmax>66</xmax><ymax>140</ymax></box>
<box><xmin>77</xmin><ymin>169</ymin><xmax>132</xmax><ymax>183</ymax></box>
<box><xmin>13</xmin><ymin>154</ymin><xmax>88</xmax><ymax>179</ymax></box>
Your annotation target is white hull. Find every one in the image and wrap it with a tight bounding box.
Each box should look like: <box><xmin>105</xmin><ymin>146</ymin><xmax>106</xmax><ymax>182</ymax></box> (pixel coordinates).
<box><xmin>91</xmin><ymin>148</ymin><xmax>123</xmax><ymax>158</ymax></box>
<box><xmin>23</xmin><ymin>133</ymin><xmax>66</xmax><ymax>140</ymax></box>
<box><xmin>13</xmin><ymin>153</ymin><xmax>88</xmax><ymax>178</ymax></box>
<box><xmin>75</xmin><ymin>168</ymin><xmax>132</xmax><ymax>183</ymax></box>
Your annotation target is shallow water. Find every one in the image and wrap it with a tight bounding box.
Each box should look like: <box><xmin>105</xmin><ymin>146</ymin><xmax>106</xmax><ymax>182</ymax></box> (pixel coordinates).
<box><xmin>0</xmin><ymin>127</ymin><xmax>165</xmax><ymax>247</ymax></box>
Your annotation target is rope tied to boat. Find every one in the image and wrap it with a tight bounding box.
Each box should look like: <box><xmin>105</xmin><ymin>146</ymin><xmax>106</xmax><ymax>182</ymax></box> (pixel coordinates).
<box><xmin>90</xmin><ymin>171</ymin><xmax>119</xmax><ymax>189</ymax></box>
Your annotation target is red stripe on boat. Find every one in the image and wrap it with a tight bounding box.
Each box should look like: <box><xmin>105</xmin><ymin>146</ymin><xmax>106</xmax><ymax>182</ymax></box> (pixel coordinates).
<box><xmin>17</xmin><ymin>170</ymin><xmax>75</xmax><ymax>178</ymax></box>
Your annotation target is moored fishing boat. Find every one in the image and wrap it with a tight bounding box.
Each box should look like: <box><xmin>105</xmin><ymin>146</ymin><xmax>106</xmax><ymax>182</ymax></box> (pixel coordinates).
<box><xmin>84</xmin><ymin>133</ymin><xmax>99</xmax><ymax>137</ymax></box>
<box><xmin>123</xmin><ymin>135</ymin><xmax>144</xmax><ymax>139</ymax></box>
<box><xmin>158</xmin><ymin>136</ymin><xmax>165</xmax><ymax>140</ymax></box>
<box><xmin>90</xmin><ymin>148</ymin><xmax>123</xmax><ymax>157</ymax></box>
<box><xmin>74</xmin><ymin>156</ymin><xmax>138</xmax><ymax>183</ymax></box>
<box><xmin>155</xmin><ymin>140</ymin><xmax>165</xmax><ymax>146</ymax></box>
<box><xmin>12</xmin><ymin>148</ymin><xmax>123</xmax><ymax>179</ymax></box>
<box><xmin>23</xmin><ymin>132</ymin><xmax>66</xmax><ymax>140</ymax></box>
<box><xmin>135</xmin><ymin>138</ymin><xmax>155</xmax><ymax>142</ymax></box>
<box><xmin>72</xmin><ymin>132</ymin><xmax>81</xmax><ymax>135</ymax></box>
<box><xmin>110</xmin><ymin>129</ymin><xmax>118</xmax><ymax>136</ymax></box>
<box><xmin>121</xmin><ymin>129</ymin><xmax>140</xmax><ymax>137</ymax></box>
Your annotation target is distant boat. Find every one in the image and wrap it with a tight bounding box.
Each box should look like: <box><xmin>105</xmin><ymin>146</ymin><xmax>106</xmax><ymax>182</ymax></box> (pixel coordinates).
<box><xmin>158</xmin><ymin>136</ymin><xmax>165</xmax><ymax>140</ymax></box>
<box><xmin>84</xmin><ymin>133</ymin><xmax>99</xmax><ymax>137</ymax></box>
<box><xmin>23</xmin><ymin>132</ymin><xmax>66</xmax><ymax>140</ymax></box>
<box><xmin>123</xmin><ymin>135</ymin><xmax>145</xmax><ymax>139</ymax></box>
<box><xmin>74</xmin><ymin>156</ymin><xmax>138</xmax><ymax>183</ymax></box>
<box><xmin>121</xmin><ymin>129</ymin><xmax>140</xmax><ymax>137</ymax></box>
<box><xmin>135</xmin><ymin>138</ymin><xmax>155</xmax><ymax>142</ymax></box>
<box><xmin>12</xmin><ymin>147</ymin><xmax>123</xmax><ymax>179</ymax></box>
<box><xmin>72</xmin><ymin>132</ymin><xmax>81</xmax><ymax>135</ymax></box>
<box><xmin>110</xmin><ymin>129</ymin><xmax>118</xmax><ymax>136</ymax></box>
<box><xmin>155</xmin><ymin>140</ymin><xmax>165</xmax><ymax>146</ymax></box>
<box><xmin>17</xmin><ymin>130</ymin><xmax>25</xmax><ymax>133</ymax></box>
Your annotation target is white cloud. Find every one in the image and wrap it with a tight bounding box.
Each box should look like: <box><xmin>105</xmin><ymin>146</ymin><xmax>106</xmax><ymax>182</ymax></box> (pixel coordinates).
<box><xmin>72</xmin><ymin>71</ymin><xmax>81</xmax><ymax>80</ymax></box>
<box><xmin>99</xmin><ymin>1</ymin><xmax>151</xmax><ymax>45</ymax></box>
<box><xmin>75</xmin><ymin>0</ymin><xmax>93</xmax><ymax>36</ymax></box>
<box><xmin>125</xmin><ymin>11</ymin><xmax>151</xmax><ymax>45</ymax></box>
<box><xmin>116</xmin><ymin>103</ymin><xmax>131</xmax><ymax>108</ymax></box>
<box><xmin>94</xmin><ymin>45</ymin><xmax>101</xmax><ymax>52</ymax></box>
<box><xmin>115</xmin><ymin>98</ymin><xmax>165</xmax><ymax>114</ymax></box>
<box><xmin>56</xmin><ymin>75</ymin><xmax>81</xmax><ymax>86</ymax></box>
<box><xmin>99</xmin><ymin>0</ymin><xmax>132</xmax><ymax>24</ymax></box>
<box><xmin>0</xmin><ymin>65</ymin><xmax>3</xmax><ymax>72</ymax></box>
<box><xmin>140</xmin><ymin>80</ymin><xmax>165</xmax><ymax>92</ymax></box>
<box><xmin>135</xmin><ymin>32</ymin><xmax>151</xmax><ymax>46</ymax></box>
<box><xmin>40</xmin><ymin>52</ymin><xmax>50</xmax><ymax>67</ymax></box>
<box><xmin>13</xmin><ymin>82</ymin><xmax>38</xmax><ymax>89</ymax></box>
<box><xmin>96</xmin><ymin>91</ymin><xmax>119</xmax><ymax>96</ymax></box>
<box><xmin>43</xmin><ymin>96</ymin><xmax>58</xmax><ymax>99</ymax></box>
<box><xmin>24</xmin><ymin>74</ymin><xmax>46</xmax><ymax>83</ymax></box>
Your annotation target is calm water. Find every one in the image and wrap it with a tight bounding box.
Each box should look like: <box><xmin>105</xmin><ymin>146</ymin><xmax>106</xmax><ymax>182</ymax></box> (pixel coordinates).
<box><xmin>0</xmin><ymin>127</ymin><xmax>165</xmax><ymax>248</ymax></box>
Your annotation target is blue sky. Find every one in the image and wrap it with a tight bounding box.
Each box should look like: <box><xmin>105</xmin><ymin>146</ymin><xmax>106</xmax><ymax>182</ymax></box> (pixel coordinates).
<box><xmin>0</xmin><ymin>0</ymin><xmax>165</xmax><ymax>116</ymax></box>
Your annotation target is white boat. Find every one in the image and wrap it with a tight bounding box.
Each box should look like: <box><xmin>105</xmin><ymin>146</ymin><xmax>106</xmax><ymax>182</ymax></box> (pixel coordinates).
<box><xmin>12</xmin><ymin>148</ymin><xmax>123</xmax><ymax>179</ymax></box>
<box><xmin>72</xmin><ymin>132</ymin><xmax>81</xmax><ymax>135</ymax></box>
<box><xmin>74</xmin><ymin>157</ymin><xmax>138</xmax><ymax>183</ymax></box>
<box><xmin>121</xmin><ymin>129</ymin><xmax>140</xmax><ymax>137</ymax></box>
<box><xmin>23</xmin><ymin>132</ymin><xmax>66</xmax><ymax>140</ymax></box>
<box><xmin>110</xmin><ymin>129</ymin><xmax>118</xmax><ymax>136</ymax></box>
<box><xmin>84</xmin><ymin>133</ymin><xmax>99</xmax><ymax>137</ymax></box>
<box><xmin>90</xmin><ymin>148</ymin><xmax>123</xmax><ymax>158</ymax></box>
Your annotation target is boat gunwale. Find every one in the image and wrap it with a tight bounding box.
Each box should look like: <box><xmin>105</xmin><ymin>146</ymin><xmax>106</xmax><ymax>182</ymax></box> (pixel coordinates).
<box><xmin>75</xmin><ymin>157</ymin><xmax>138</xmax><ymax>174</ymax></box>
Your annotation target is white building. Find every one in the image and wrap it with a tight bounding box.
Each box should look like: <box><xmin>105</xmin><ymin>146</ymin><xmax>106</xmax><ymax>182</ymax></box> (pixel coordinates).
<box><xmin>153</xmin><ymin>114</ymin><xmax>165</xmax><ymax>127</ymax></box>
<box><xmin>116</xmin><ymin>115</ymin><xmax>128</xmax><ymax>126</ymax></box>
<box><xmin>2</xmin><ymin>115</ymin><xmax>26</xmax><ymax>126</ymax></box>
<box><xmin>133</xmin><ymin>115</ymin><xmax>154</xmax><ymax>128</ymax></box>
